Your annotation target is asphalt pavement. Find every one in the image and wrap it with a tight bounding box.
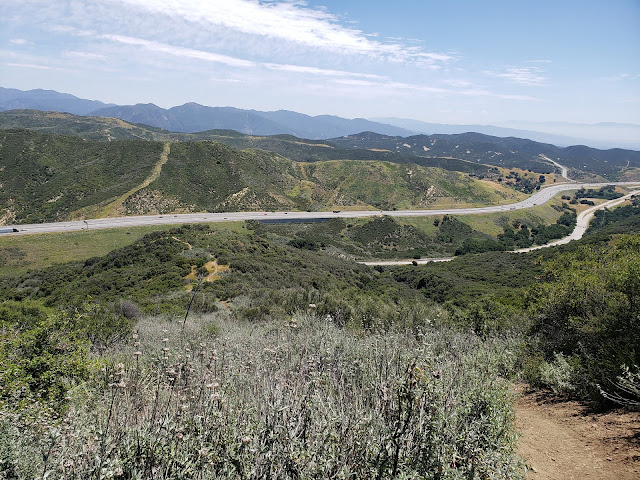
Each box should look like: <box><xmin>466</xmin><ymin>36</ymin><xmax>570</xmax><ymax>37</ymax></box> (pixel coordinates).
<box><xmin>5</xmin><ymin>181</ymin><xmax>640</xmax><ymax>236</ymax></box>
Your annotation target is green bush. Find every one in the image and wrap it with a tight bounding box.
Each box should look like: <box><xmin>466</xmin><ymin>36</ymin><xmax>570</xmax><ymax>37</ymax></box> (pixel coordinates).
<box><xmin>0</xmin><ymin>301</ymin><xmax>93</xmax><ymax>410</ymax></box>
<box><xmin>526</xmin><ymin>235</ymin><xmax>640</xmax><ymax>403</ymax></box>
<box><xmin>0</xmin><ymin>313</ymin><xmax>524</xmax><ymax>479</ymax></box>
<box><xmin>538</xmin><ymin>353</ymin><xmax>578</xmax><ymax>395</ymax></box>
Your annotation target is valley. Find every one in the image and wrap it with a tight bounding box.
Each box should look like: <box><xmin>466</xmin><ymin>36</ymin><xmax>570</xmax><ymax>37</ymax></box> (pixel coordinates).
<box><xmin>0</xmin><ymin>108</ymin><xmax>638</xmax><ymax>480</ymax></box>
<box><xmin>3</xmin><ymin>0</ymin><xmax>639</xmax><ymax>476</ymax></box>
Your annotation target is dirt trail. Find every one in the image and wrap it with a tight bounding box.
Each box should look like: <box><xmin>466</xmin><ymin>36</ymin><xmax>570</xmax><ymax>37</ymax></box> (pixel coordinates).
<box><xmin>98</xmin><ymin>142</ymin><xmax>171</xmax><ymax>218</ymax></box>
<box><xmin>516</xmin><ymin>390</ymin><xmax>640</xmax><ymax>480</ymax></box>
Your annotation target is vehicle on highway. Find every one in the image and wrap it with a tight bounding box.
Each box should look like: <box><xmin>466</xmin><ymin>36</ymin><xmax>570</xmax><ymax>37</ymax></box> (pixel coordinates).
<box><xmin>0</xmin><ymin>228</ymin><xmax>19</xmax><ymax>234</ymax></box>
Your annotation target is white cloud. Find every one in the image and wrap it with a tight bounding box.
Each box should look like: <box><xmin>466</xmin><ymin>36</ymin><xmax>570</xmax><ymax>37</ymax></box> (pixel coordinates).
<box><xmin>113</xmin><ymin>0</ymin><xmax>453</xmax><ymax>65</ymax></box>
<box><xmin>485</xmin><ymin>67</ymin><xmax>548</xmax><ymax>86</ymax></box>
<box><xmin>63</xmin><ymin>51</ymin><xmax>106</xmax><ymax>60</ymax></box>
<box><xmin>263</xmin><ymin>63</ymin><xmax>385</xmax><ymax>80</ymax></box>
<box><xmin>329</xmin><ymin>77</ymin><xmax>540</xmax><ymax>101</ymax></box>
<box><xmin>603</xmin><ymin>73</ymin><xmax>640</xmax><ymax>81</ymax></box>
<box><xmin>6</xmin><ymin>62</ymin><xmax>53</xmax><ymax>70</ymax></box>
<box><xmin>9</xmin><ymin>38</ymin><xmax>31</xmax><ymax>45</ymax></box>
<box><xmin>101</xmin><ymin>34</ymin><xmax>386</xmax><ymax>80</ymax></box>
<box><xmin>102</xmin><ymin>34</ymin><xmax>256</xmax><ymax>68</ymax></box>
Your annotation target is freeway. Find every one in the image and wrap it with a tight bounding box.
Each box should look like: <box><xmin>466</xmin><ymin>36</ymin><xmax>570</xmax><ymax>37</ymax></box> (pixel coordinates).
<box><xmin>5</xmin><ymin>181</ymin><xmax>640</xmax><ymax>236</ymax></box>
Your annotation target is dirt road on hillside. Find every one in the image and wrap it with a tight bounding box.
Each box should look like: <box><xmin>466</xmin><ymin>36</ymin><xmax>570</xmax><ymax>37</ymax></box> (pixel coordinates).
<box><xmin>516</xmin><ymin>390</ymin><xmax>640</xmax><ymax>480</ymax></box>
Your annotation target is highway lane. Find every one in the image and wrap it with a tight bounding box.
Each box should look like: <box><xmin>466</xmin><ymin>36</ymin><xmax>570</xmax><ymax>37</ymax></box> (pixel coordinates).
<box><xmin>515</xmin><ymin>189</ymin><xmax>640</xmax><ymax>253</ymax></box>
<box><xmin>5</xmin><ymin>181</ymin><xmax>640</xmax><ymax>236</ymax></box>
<box><xmin>360</xmin><ymin>188</ymin><xmax>640</xmax><ymax>266</ymax></box>
<box><xmin>540</xmin><ymin>154</ymin><xmax>574</xmax><ymax>182</ymax></box>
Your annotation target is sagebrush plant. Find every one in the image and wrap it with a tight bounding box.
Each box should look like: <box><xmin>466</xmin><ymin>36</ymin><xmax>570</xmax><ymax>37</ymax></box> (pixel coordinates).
<box><xmin>0</xmin><ymin>312</ymin><xmax>523</xmax><ymax>479</ymax></box>
<box><xmin>538</xmin><ymin>353</ymin><xmax>577</xmax><ymax>396</ymax></box>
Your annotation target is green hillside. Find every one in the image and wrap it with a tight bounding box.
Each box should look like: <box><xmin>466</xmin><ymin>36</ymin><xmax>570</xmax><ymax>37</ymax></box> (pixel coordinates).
<box><xmin>0</xmin><ymin>129</ymin><xmax>163</xmax><ymax>223</ymax></box>
<box><xmin>331</xmin><ymin>132</ymin><xmax>640</xmax><ymax>179</ymax></box>
<box><xmin>0</xmin><ymin>110</ymin><xmax>495</xmax><ymax>175</ymax></box>
<box><xmin>0</xmin><ymin>110</ymin><xmax>174</xmax><ymax>141</ymax></box>
<box><xmin>133</xmin><ymin>141</ymin><xmax>521</xmax><ymax>214</ymax></box>
<box><xmin>0</xmin><ymin>130</ymin><xmax>521</xmax><ymax>223</ymax></box>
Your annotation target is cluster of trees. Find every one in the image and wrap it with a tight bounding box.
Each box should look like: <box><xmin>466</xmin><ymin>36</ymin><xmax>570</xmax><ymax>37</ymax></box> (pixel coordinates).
<box><xmin>455</xmin><ymin>207</ymin><xmax>577</xmax><ymax>255</ymax></box>
<box><xmin>500</xmin><ymin>170</ymin><xmax>547</xmax><ymax>193</ymax></box>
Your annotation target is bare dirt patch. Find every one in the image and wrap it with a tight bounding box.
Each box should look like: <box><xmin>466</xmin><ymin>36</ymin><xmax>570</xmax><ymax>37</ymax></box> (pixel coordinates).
<box><xmin>516</xmin><ymin>389</ymin><xmax>640</xmax><ymax>480</ymax></box>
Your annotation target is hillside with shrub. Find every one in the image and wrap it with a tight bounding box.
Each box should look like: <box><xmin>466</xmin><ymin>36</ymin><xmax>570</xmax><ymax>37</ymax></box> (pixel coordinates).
<box><xmin>0</xmin><ymin>129</ymin><xmax>521</xmax><ymax>223</ymax></box>
<box><xmin>0</xmin><ymin>200</ymin><xmax>639</xmax><ymax>477</ymax></box>
<box><xmin>0</xmin><ymin>129</ymin><xmax>163</xmax><ymax>223</ymax></box>
<box><xmin>330</xmin><ymin>131</ymin><xmax>640</xmax><ymax>179</ymax></box>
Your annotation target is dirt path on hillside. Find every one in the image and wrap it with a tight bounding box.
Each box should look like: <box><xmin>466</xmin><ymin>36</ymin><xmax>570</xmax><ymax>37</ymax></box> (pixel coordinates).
<box><xmin>516</xmin><ymin>389</ymin><xmax>640</xmax><ymax>480</ymax></box>
<box><xmin>98</xmin><ymin>142</ymin><xmax>171</xmax><ymax>218</ymax></box>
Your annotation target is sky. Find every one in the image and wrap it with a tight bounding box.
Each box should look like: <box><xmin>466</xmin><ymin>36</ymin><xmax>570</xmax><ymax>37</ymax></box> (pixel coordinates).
<box><xmin>1</xmin><ymin>0</ymin><xmax>639</xmax><ymax>125</ymax></box>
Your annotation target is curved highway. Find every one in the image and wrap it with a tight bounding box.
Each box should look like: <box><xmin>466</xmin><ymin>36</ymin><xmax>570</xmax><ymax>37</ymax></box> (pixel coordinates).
<box><xmin>515</xmin><ymin>188</ymin><xmax>640</xmax><ymax>253</ymax></box>
<box><xmin>5</xmin><ymin>181</ymin><xmax>640</xmax><ymax>236</ymax></box>
<box><xmin>361</xmin><ymin>188</ymin><xmax>640</xmax><ymax>266</ymax></box>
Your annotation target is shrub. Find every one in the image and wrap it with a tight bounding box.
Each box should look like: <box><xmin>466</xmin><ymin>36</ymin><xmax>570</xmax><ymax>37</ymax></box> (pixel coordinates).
<box><xmin>538</xmin><ymin>353</ymin><xmax>577</xmax><ymax>395</ymax></box>
<box><xmin>527</xmin><ymin>236</ymin><xmax>640</xmax><ymax>403</ymax></box>
<box><xmin>0</xmin><ymin>314</ymin><xmax>524</xmax><ymax>479</ymax></box>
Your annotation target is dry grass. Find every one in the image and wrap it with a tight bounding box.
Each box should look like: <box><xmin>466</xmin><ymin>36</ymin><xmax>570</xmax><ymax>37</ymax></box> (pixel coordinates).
<box><xmin>0</xmin><ymin>313</ymin><xmax>524</xmax><ymax>479</ymax></box>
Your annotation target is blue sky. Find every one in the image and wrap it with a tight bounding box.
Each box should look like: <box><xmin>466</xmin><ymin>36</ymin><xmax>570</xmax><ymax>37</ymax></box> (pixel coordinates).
<box><xmin>1</xmin><ymin>0</ymin><xmax>639</xmax><ymax>125</ymax></box>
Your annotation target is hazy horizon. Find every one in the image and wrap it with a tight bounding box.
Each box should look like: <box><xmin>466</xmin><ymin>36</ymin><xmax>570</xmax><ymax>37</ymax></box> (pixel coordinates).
<box><xmin>1</xmin><ymin>0</ymin><xmax>638</xmax><ymax>127</ymax></box>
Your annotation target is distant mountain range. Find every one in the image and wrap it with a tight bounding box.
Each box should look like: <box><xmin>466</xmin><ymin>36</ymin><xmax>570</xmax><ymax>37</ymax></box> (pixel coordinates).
<box><xmin>373</xmin><ymin>117</ymin><xmax>640</xmax><ymax>150</ymax></box>
<box><xmin>88</xmin><ymin>103</ymin><xmax>415</xmax><ymax>138</ymax></box>
<box><xmin>370</xmin><ymin>118</ymin><xmax>601</xmax><ymax>149</ymax></box>
<box><xmin>0</xmin><ymin>87</ymin><xmax>116</xmax><ymax>115</ymax></box>
<box><xmin>1</xmin><ymin>87</ymin><xmax>639</xmax><ymax>149</ymax></box>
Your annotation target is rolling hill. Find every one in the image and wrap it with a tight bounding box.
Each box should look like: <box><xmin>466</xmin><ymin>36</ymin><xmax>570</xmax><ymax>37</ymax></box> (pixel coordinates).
<box><xmin>0</xmin><ymin>110</ymin><xmax>494</xmax><ymax>175</ymax></box>
<box><xmin>3</xmin><ymin>110</ymin><xmax>639</xmax><ymax>182</ymax></box>
<box><xmin>330</xmin><ymin>132</ymin><xmax>640</xmax><ymax>179</ymax></box>
<box><xmin>0</xmin><ymin>129</ymin><xmax>164</xmax><ymax>223</ymax></box>
<box><xmin>0</xmin><ymin>129</ymin><xmax>519</xmax><ymax>224</ymax></box>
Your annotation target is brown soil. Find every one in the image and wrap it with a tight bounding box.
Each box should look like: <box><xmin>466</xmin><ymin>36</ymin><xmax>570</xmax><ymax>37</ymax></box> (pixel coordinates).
<box><xmin>516</xmin><ymin>389</ymin><xmax>640</xmax><ymax>479</ymax></box>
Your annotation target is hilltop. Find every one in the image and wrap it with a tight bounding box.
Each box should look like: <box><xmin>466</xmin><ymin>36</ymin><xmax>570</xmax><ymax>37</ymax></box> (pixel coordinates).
<box><xmin>2</xmin><ymin>110</ymin><xmax>639</xmax><ymax>183</ymax></box>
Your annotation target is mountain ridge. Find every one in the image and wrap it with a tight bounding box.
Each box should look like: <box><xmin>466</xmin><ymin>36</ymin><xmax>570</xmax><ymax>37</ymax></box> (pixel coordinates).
<box><xmin>0</xmin><ymin>87</ymin><xmax>116</xmax><ymax>115</ymax></box>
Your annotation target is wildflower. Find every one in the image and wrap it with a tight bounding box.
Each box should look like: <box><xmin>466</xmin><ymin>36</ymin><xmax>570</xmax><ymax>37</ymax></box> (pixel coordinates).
<box><xmin>133</xmin><ymin>351</ymin><xmax>142</xmax><ymax>357</ymax></box>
